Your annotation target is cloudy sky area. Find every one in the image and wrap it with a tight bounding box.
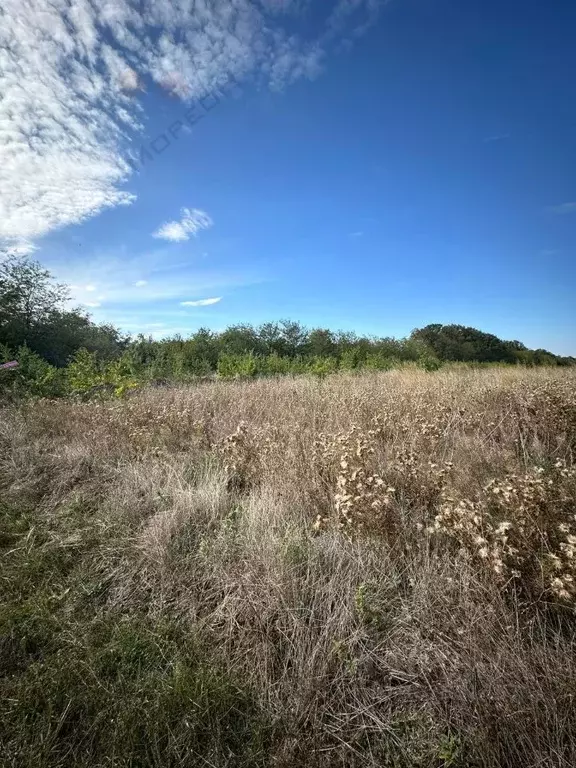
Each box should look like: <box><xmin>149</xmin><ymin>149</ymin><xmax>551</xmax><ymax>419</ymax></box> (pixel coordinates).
<box><xmin>1</xmin><ymin>0</ymin><xmax>575</xmax><ymax>351</ymax></box>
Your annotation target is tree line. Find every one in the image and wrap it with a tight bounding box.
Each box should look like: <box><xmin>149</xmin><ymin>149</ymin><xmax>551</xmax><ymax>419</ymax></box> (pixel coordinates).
<box><xmin>0</xmin><ymin>253</ymin><xmax>573</xmax><ymax>398</ymax></box>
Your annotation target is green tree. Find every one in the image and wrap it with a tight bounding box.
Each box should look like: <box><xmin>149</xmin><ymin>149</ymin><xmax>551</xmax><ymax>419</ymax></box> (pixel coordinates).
<box><xmin>219</xmin><ymin>324</ymin><xmax>265</xmax><ymax>356</ymax></box>
<box><xmin>0</xmin><ymin>253</ymin><xmax>124</xmax><ymax>367</ymax></box>
<box><xmin>306</xmin><ymin>328</ymin><xmax>336</xmax><ymax>358</ymax></box>
<box><xmin>0</xmin><ymin>253</ymin><xmax>67</xmax><ymax>349</ymax></box>
<box><xmin>40</xmin><ymin>311</ymin><xmax>126</xmax><ymax>366</ymax></box>
<box><xmin>278</xmin><ymin>319</ymin><xmax>307</xmax><ymax>357</ymax></box>
<box><xmin>411</xmin><ymin>324</ymin><xmax>519</xmax><ymax>364</ymax></box>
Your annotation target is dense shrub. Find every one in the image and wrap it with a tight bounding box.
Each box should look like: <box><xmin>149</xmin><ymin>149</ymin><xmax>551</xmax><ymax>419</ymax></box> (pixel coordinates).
<box><xmin>1</xmin><ymin>255</ymin><xmax>573</xmax><ymax>401</ymax></box>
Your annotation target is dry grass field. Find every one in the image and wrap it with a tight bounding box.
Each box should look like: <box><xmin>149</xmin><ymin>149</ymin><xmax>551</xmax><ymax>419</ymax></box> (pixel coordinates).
<box><xmin>1</xmin><ymin>366</ymin><xmax>576</xmax><ymax>767</ymax></box>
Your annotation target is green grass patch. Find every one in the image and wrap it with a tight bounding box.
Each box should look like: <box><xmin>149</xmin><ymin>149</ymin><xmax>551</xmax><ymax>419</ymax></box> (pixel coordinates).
<box><xmin>0</xmin><ymin>610</ymin><xmax>271</xmax><ymax>767</ymax></box>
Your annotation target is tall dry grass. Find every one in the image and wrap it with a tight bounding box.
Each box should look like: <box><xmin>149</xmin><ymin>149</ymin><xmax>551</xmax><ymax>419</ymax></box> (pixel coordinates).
<box><xmin>1</xmin><ymin>366</ymin><xmax>576</xmax><ymax>767</ymax></box>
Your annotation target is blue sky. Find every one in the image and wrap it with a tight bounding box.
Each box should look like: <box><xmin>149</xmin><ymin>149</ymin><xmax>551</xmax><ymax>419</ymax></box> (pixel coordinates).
<box><xmin>2</xmin><ymin>0</ymin><xmax>575</xmax><ymax>354</ymax></box>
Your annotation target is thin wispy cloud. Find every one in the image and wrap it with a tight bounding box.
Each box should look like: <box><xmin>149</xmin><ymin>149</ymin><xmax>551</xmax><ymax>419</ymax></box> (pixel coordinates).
<box><xmin>260</xmin><ymin>0</ymin><xmax>306</xmax><ymax>13</ymax></box>
<box><xmin>46</xmin><ymin>245</ymin><xmax>265</xmax><ymax>326</ymax></box>
<box><xmin>483</xmin><ymin>133</ymin><xmax>511</xmax><ymax>143</ymax></box>
<box><xmin>153</xmin><ymin>208</ymin><xmax>213</xmax><ymax>242</ymax></box>
<box><xmin>548</xmin><ymin>202</ymin><xmax>576</xmax><ymax>215</ymax></box>
<box><xmin>181</xmin><ymin>297</ymin><xmax>222</xmax><ymax>307</ymax></box>
<box><xmin>349</xmin><ymin>230</ymin><xmax>364</xmax><ymax>237</ymax></box>
<box><xmin>0</xmin><ymin>0</ymin><xmax>383</xmax><ymax>253</ymax></box>
<box><xmin>3</xmin><ymin>241</ymin><xmax>38</xmax><ymax>257</ymax></box>
<box><xmin>325</xmin><ymin>0</ymin><xmax>384</xmax><ymax>40</ymax></box>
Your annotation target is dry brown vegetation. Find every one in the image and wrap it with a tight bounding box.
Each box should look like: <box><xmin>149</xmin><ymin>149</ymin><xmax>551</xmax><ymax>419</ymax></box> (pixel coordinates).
<box><xmin>1</xmin><ymin>366</ymin><xmax>576</xmax><ymax>767</ymax></box>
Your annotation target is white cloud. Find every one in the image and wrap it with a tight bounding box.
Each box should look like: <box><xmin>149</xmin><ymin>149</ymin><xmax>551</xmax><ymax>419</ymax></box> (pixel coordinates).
<box><xmin>84</xmin><ymin>301</ymin><xmax>101</xmax><ymax>308</ymax></box>
<box><xmin>2</xmin><ymin>240</ymin><xmax>38</xmax><ymax>257</ymax></box>
<box><xmin>181</xmin><ymin>297</ymin><xmax>222</xmax><ymax>306</ymax></box>
<box><xmin>0</xmin><ymin>1</ymin><xmax>383</xmax><ymax>251</ymax></box>
<box><xmin>349</xmin><ymin>230</ymin><xmax>364</xmax><ymax>237</ymax></box>
<box><xmin>549</xmin><ymin>202</ymin><xmax>576</xmax><ymax>215</ymax></box>
<box><xmin>134</xmin><ymin>279</ymin><xmax>147</xmax><ymax>286</ymax></box>
<box><xmin>0</xmin><ymin>0</ymin><xmax>137</xmax><ymax>252</ymax></box>
<box><xmin>153</xmin><ymin>208</ymin><xmax>213</xmax><ymax>242</ymax></box>
<box><xmin>119</xmin><ymin>68</ymin><xmax>140</xmax><ymax>91</ymax></box>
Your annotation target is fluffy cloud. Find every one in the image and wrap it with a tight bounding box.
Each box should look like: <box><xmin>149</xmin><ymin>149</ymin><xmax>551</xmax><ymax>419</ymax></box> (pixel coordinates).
<box><xmin>153</xmin><ymin>208</ymin><xmax>213</xmax><ymax>242</ymax></box>
<box><xmin>181</xmin><ymin>297</ymin><xmax>222</xmax><ymax>306</ymax></box>
<box><xmin>0</xmin><ymin>0</ymin><xmax>384</xmax><ymax>251</ymax></box>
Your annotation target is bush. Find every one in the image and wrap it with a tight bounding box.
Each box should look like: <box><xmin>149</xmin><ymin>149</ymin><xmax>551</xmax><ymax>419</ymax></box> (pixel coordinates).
<box><xmin>218</xmin><ymin>352</ymin><xmax>258</xmax><ymax>380</ymax></box>
<box><xmin>261</xmin><ymin>353</ymin><xmax>294</xmax><ymax>377</ymax></box>
<box><xmin>0</xmin><ymin>345</ymin><xmax>67</xmax><ymax>399</ymax></box>
<box><xmin>339</xmin><ymin>348</ymin><xmax>361</xmax><ymax>370</ymax></box>
<box><xmin>308</xmin><ymin>355</ymin><xmax>338</xmax><ymax>380</ymax></box>
<box><xmin>362</xmin><ymin>353</ymin><xmax>396</xmax><ymax>371</ymax></box>
<box><xmin>66</xmin><ymin>348</ymin><xmax>104</xmax><ymax>393</ymax></box>
<box><xmin>419</xmin><ymin>356</ymin><xmax>443</xmax><ymax>372</ymax></box>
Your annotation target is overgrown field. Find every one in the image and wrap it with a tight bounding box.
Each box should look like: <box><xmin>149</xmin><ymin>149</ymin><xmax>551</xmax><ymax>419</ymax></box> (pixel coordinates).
<box><xmin>1</xmin><ymin>367</ymin><xmax>576</xmax><ymax>767</ymax></box>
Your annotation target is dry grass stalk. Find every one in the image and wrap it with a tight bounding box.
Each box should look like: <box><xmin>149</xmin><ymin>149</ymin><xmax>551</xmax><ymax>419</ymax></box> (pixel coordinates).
<box><xmin>1</xmin><ymin>366</ymin><xmax>575</xmax><ymax>766</ymax></box>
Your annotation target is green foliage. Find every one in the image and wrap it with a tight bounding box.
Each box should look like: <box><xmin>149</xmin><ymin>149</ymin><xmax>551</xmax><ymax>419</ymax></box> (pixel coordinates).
<box><xmin>436</xmin><ymin>732</ymin><xmax>464</xmax><ymax>766</ymax></box>
<box><xmin>354</xmin><ymin>582</ymin><xmax>383</xmax><ymax>629</ymax></box>
<box><xmin>66</xmin><ymin>348</ymin><xmax>104</xmax><ymax>393</ymax></box>
<box><xmin>261</xmin><ymin>352</ymin><xmax>294</xmax><ymax>376</ymax></box>
<box><xmin>65</xmin><ymin>350</ymin><xmax>139</xmax><ymax>399</ymax></box>
<box><xmin>0</xmin><ymin>345</ymin><xmax>67</xmax><ymax>399</ymax></box>
<box><xmin>306</xmin><ymin>328</ymin><xmax>336</xmax><ymax>358</ymax></box>
<box><xmin>0</xmin><ymin>609</ymin><xmax>269</xmax><ymax>767</ymax></box>
<box><xmin>410</xmin><ymin>323</ymin><xmax>571</xmax><ymax>366</ymax></box>
<box><xmin>363</xmin><ymin>353</ymin><xmax>396</xmax><ymax>371</ymax></box>
<box><xmin>218</xmin><ymin>352</ymin><xmax>258</xmax><ymax>380</ymax></box>
<box><xmin>309</xmin><ymin>355</ymin><xmax>338</xmax><ymax>380</ymax></box>
<box><xmin>1</xmin><ymin>255</ymin><xmax>573</xmax><ymax>400</ymax></box>
<box><xmin>0</xmin><ymin>254</ymin><xmax>67</xmax><ymax>342</ymax></box>
<box><xmin>104</xmin><ymin>358</ymin><xmax>139</xmax><ymax>398</ymax></box>
<box><xmin>419</xmin><ymin>355</ymin><xmax>443</xmax><ymax>372</ymax></box>
<box><xmin>0</xmin><ymin>254</ymin><xmax>125</xmax><ymax>367</ymax></box>
<box><xmin>339</xmin><ymin>348</ymin><xmax>361</xmax><ymax>370</ymax></box>
<box><xmin>220</xmin><ymin>324</ymin><xmax>265</xmax><ymax>356</ymax></box>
